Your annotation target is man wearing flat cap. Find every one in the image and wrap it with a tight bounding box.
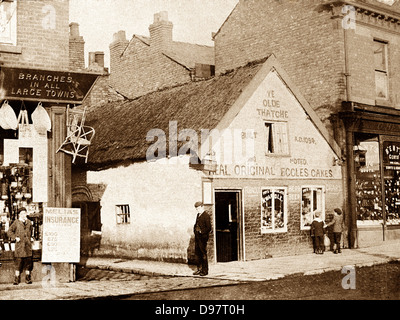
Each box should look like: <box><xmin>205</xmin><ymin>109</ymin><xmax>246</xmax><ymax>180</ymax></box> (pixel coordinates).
<box><xmin>193</xmin><ymin>201</ymin><xmax>211</xmax><ymax>276</ymax></box>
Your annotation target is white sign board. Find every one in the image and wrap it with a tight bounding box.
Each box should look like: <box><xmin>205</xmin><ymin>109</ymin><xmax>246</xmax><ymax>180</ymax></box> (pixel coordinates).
<box><xmin>42</xmin><ymin>207</ymin><xmax>81</xmax><ymax>263</ymax></box>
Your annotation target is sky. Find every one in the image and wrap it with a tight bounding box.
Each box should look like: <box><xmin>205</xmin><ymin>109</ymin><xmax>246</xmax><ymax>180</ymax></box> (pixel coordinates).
<box><xmin>69</xmin><ymin>0</ymin><xmax>239</xmax><ymax>69</ymax></box>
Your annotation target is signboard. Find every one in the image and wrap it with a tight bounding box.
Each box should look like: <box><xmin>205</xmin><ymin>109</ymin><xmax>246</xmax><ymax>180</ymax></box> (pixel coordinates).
<box><xmin>0</xmin><ymin>67</ymin><xmax>99</xmax><ymax>103</ymax></box>
<box><xmin>383</xmin><ymin>141</ymin><xmax>400</xmax><ymax>166</ymax></box>
<box><xmin>42</xmin><ymin>207</ymin><xmax>81</xmax><ymax>263</ymax></box>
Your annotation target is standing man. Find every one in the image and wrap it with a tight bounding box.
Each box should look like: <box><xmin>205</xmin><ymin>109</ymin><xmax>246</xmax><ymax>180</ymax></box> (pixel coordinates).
<box><xmin>8</xmin><ymin>208</ymin><xmax>34</xmax><ymax>285</ymax></box>
<box><xmin>193</xmin><ymin>201</ymin><xmax>211</xmax><ymax>276</ymax></box>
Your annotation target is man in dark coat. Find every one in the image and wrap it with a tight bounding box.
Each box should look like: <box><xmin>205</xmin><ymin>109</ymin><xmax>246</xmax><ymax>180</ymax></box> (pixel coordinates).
<box><xmin>8</xmin><ymin>208</ymin><xmax>33</xmax><ymax>285</ymax></box>
<box><xmin>193</xmin><ymin>201</ymin><xmax>211</xmax><ymax>276</ymax></box>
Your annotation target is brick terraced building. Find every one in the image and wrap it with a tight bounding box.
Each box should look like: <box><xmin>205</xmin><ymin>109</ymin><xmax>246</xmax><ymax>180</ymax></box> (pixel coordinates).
<box><xmin>109</xmin><ymin>11</ymin><xmax>215</xmax><ymax>99</ymax></box>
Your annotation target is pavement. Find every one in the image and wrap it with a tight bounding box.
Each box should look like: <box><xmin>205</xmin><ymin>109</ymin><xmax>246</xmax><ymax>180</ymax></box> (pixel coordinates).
<box><xmin>0</xmin><ymin>240</ymin><xmax>399</xmax><ymax>300</ymax></box>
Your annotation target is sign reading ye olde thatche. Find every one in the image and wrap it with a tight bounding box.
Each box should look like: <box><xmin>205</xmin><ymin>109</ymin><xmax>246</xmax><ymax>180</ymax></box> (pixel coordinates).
<box><xmin>0</xmin><ymin>67</ymin><xmax>99</xmax><ymax>104</ymax></box>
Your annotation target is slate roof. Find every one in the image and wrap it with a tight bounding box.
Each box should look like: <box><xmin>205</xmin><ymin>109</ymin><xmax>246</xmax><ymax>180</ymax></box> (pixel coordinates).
<box><xmin>84</xmin><ymin>57</ymin><xmax>267</xmax><ymax>170</ymax></box>
<box><xmin>130</xmin><ymin>34</ymin><xmax>214</xmax><ymax>69</ymax></box>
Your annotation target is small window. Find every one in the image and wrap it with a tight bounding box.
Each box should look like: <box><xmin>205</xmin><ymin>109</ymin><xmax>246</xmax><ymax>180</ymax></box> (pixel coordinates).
<box><xmin>265</xmin><ymin>122</ymin><xmax>289</xmax><ymax>155</ymax></box>
<box><xmin>261</xmin><ymin>188</ymin><xmax>287</xmax><ymax>233</ymax></box>
<box><xmin>301</xmin><ymin>187</ymin><xmax>325</xmax><ymax>230</ymax></box>
<box><xmin>0</xmin><ymin>0</ymin><xmax>17</xmax><ymax>45</ymax></box>
<box><xmin>116</xmin><ymin>204</ymin><xmax>130</xmax><ymax>224</ymax></box>
<box><xmin>374</xmin><ymin>39</ymin><xmax>388</xmax><ymax>99</ymax></box>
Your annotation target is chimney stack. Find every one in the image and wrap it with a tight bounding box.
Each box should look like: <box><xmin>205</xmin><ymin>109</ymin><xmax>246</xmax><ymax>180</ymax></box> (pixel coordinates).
<box><xmin>69</xmin><ymin>22</ymin><xmax>85</xmax><ymax>70</ymax></box>
<box><xmin>109</xmin><ymin>30</ymin><xmax>129</xmax><ymax>80</ymax></box>
<box><xmin>149</xmin><ymin>11</ymin><xmax>173</xmax><ymax>52</ymax></box>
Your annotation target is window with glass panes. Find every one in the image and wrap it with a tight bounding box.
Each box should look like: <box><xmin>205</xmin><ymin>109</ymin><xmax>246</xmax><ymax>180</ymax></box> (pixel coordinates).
<box><xmin>261</xmin><ymin>188</ymin><xmax>287</xmax><ymax>233</ymax></box>
<box><xmin>265</xmin><ymin>122</ymin><xmax>289</xmax><ymax>155</ymax></box>
<box><xmin>300</xmin><ymin>187</ymin><xmax>325</xmax><ymax>230</ymax></box>
<box><xmin>374</xmin><ymin>39</ymin><xmax>388</xmax><ymax>99</ymax></box>
<box><xmin>116</xmin><ymin>204</ymin><xmax>130</xmax><ymax>224</ymax></box>
<box><xmin>0</xmin><ymin>0</ymin><xmax>17</xmax><ymax>45</ymax></box>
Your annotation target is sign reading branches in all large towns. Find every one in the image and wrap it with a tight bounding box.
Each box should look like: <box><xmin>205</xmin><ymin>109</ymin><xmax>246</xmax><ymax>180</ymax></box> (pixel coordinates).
<box><xmin>0</xmin><ymin>67</ymin><xmax>99</xmax><ymax>104</ymax></box>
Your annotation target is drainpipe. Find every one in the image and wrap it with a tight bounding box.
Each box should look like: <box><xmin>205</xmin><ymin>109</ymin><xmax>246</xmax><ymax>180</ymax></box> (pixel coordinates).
<box><xmin>344</xmin><ymin>26</ymin><xmax>352</xmax><ymax>102</ymax></box>
<box><xmin>343</xmin><ymin>16</ymin><xmax>358</xmax><ymax>248</ymax></box>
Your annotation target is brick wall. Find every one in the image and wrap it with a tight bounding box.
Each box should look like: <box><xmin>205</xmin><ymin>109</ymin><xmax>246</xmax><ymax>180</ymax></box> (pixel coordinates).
<box><xmin>212</xmin><ymin>178</ymin><xmax>344</xmax><ymax>260</ymax></box>
<box><xmin>110</xmin><ymin>36</ymin><xmax>191</xmax><ymax>99</ymax></box>
<box><xmin>83</xmin><ymin>74</ymin><xmax>126</xmax><ymax>107</ymax></box>
<box><xmin>109</xmin><ymin>12</ymin><xmax>198</xmax><ymax>99</ymax></box>
<box><xmin>214</xmin><ymin>0</ymin><xmax>346</xmax><ymax>131</ymax></box>
<box><xmin>0</xmin><ymin>0</ymin><xmax>70</xmax><ymax>71</ymax></box>
<box><xmin>345</xmin><ymin>24</ymin><xmax>400</xmax><ymax>108</ymax></box>
<box><xmin>215</xmin><ymin>0</ymin><xmax>400</xmax><ymax>129</ymax></box>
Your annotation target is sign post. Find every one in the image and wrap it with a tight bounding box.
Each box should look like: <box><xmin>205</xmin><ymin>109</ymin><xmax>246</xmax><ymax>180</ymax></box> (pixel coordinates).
<box><xmin>42</xmin><ymin>207</ymin><xmax>81</xmax><ymax>263</ymax></box>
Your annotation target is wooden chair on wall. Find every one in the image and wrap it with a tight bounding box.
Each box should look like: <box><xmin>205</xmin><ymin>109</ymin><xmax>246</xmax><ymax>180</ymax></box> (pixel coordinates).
<box><xmin>57</xmin><ymin>106</ymin><xmax>95</xmax><ymax>163</ymax></box>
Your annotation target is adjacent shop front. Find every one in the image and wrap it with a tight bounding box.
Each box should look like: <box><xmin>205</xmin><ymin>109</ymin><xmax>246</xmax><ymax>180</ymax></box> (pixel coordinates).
<box><xmin>0</xmin><ymin>67</ymin><xmax>98</xmax><ymax>283</ymax></box>
<box><xmin>341</xmin><ymin>103</ymin><xmax>400</xmax><ymax>248</ymax></box>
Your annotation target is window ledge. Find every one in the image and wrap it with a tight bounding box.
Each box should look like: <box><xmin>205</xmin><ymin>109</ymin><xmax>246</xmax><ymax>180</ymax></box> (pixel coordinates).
<box><xmin>0</xmin><ymin>44</ymin><xmax>22</xmax><ymax>54</ymax></box>
<box><xmin>261</xmin><ymin>228</ymin><xmax>287</xmax><ymax>234</ymax></box>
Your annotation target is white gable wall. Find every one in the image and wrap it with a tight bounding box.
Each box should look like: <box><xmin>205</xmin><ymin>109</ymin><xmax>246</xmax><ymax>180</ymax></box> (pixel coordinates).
<box><xmin>212</xmin><ymin>69</ymin><xmax>341</xmax><ymax>180</ymax></box>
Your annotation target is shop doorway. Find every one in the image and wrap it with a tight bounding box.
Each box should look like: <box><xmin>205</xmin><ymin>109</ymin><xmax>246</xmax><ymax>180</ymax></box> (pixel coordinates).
<box><xmin>214</xmin><ymin>190</ymin><xmax>243</xmax><ymax>262</ymax></box>
<box><xmin>73</xmin><ymin>201</ymin><xmax>102</xmax><ymax>257</ymax></box>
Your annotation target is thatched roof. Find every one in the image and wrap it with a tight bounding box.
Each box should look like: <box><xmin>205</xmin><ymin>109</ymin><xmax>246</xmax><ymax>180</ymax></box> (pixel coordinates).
<box><xmin>84</xmin><ymin>57</ymin><xmax>268</xmax><ymax>170</ymax></box>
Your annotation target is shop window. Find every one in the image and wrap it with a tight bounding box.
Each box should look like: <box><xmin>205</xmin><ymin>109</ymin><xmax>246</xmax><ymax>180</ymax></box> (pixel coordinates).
<box><xmin>382</xmin><ymin>141</ymin><xmax>400</xmax><ymax>225</ymax></box>
<box><xmin>116</xmin><ymin>204</ymin><xmax>130</xmax><ymax>224</ymax></box>
<box><xmin>0</xmin><ymin>0</ymin><xmax>17</xmax><ymax>46</ymax></box>
<box><xmin>374</xmin><ymin>39</ymin><xmax>388</xmax><ymax>100</ymax></box>
<box><xmin>265</xmin><ymin>122</ymin><xmax>289</xmax><ymax>155</ymax></box>
<box><xmin>301</xmin><ymin>186</ymin><xmax>325</xmax><ymax>230</ymax></box>
<box><xmin>261</xmin><ymin>188</ymin><xmax>287</xmax><ymax>233</ymax></box>
<box><xmin>354</xmin><ymin>133</ymin><xmax>383</xmax><ymax>225</ymax></box>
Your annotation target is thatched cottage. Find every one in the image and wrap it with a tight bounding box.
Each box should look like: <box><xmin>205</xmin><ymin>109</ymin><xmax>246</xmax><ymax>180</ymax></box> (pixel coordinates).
<box><xmin>73</xmin><ymin>55</ymin><xmax>344</xmax><ymax>263</ymax></box>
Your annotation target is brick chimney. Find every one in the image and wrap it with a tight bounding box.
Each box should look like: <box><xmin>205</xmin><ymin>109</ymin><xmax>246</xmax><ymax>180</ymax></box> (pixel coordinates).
<box><xmin>109</xmin><ymin>30</ymin><xmax>129</xmax><ymax>74</ymax></box>
<box><xmin>149</xmin><ymin>11</ymin><xmax>173</xmax><ymax>52</ymax></box>
<box><xmin>69</xmin><ymin>22</ymin><xmax>85</xmax><ymax>70</ymax></box>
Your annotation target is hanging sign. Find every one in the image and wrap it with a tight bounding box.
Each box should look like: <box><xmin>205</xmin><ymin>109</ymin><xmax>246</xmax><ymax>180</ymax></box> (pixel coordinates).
<box><xmin>42</xmin><ymin>207</ymin><xmax>81</xmax><ymax>263</ymax></box>
<box><xmin>0</xmin><ymin>67</ymin><xmax>99</xmax><ymax>104</ymax></box>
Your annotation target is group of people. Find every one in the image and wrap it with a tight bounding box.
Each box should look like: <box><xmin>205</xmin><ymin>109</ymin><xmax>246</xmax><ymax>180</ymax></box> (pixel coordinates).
<box><xmin>191</xmin><ymin>203</ymin><xmax>346</xmax><ymax>277</ymax></box>
<box><xmin>310</xmin><ymin>208</ymin><xmax>344</xmax><ymax>255</ymax></box>
<box><xmin>3</xmin><ymin>201</ymin><xmax>343</xmax><ymax>284</ymax></box>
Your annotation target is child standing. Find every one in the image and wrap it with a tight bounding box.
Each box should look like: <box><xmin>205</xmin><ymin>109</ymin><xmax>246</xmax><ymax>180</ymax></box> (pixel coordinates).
<box><xmin>310</xmin><ymin>211</ymin><xmax>326</xmax><ymax>254</ymax></box>
<box><xmin>325</xmin><ymin>208</ymin><xmax>344</xmax><ymax>254</ymax></box>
